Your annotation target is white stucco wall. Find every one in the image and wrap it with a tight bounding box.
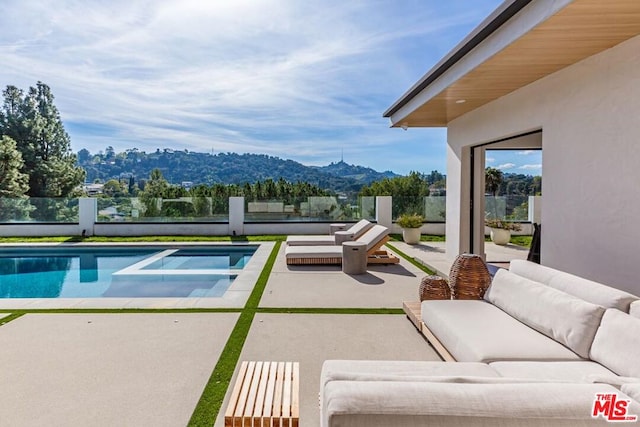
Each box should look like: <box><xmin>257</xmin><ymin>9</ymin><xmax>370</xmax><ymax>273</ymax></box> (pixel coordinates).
<box><xmin>447</xmin><ymin>34</ymin><xmax>640</xmax><ymax>295</ymax></box>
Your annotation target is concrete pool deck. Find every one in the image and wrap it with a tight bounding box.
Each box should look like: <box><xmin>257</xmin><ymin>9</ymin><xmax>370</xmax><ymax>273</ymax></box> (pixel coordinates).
<box><xmin>0</xmin><ymin>312</ymin><xmax>239</xmax><ymax>426</ymax></box>
<box><xmin>0</xmin><ymin>240</ymin><xmax>468</xmax><ymax>426</ymax></box>
<box><xmin>213</xmin><ymin>313</ymin><xmax>440</xmax><ymax>427</ymax></box>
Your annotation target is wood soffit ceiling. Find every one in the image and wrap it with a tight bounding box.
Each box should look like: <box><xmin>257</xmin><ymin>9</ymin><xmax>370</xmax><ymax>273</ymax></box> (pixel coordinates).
<box><xmin>394</xmin><ymin>0</ymin><xmax>640</xmax><ymax>127</ymax></box>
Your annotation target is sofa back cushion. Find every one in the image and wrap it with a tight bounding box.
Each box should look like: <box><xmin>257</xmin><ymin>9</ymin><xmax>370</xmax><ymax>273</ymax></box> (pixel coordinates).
<box><xmin>510</xmin><ymin>260</ymin><xmax>638</xmax><ymax>312</ymax></box>
<box><xmin>590</xmin><ymin>309</ymin><xmax>640</xmax><ymax>378</ymax></box>
<box><xmin>485</xmin><ymin>269</ymin><xmax>605</xmax><ymax>358</ymax></box>
<box><xmin>630</xmin><ymin>300</ymin><xmax>640</xmax><ymax>319</ymax></box>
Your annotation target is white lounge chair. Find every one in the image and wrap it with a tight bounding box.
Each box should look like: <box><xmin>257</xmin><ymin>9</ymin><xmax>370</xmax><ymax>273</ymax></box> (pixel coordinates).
<box><xmin>285</xmin><ymin>219</ymin><xmax>373</xmax><ymax>246</ymax></box>
<box><xmin>285</xmin><ymin>225</ymin><xmax>400</xmax><ymax>265</ymax></box>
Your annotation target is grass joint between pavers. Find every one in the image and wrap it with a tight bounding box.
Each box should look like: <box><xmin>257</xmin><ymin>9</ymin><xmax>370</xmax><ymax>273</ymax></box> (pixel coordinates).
<box><xmin>187</xmin><ymin>241</ymin><xmax>281</xmax><ymax>427</ymax></box>
<box><xmin>385</xmin><ymin>242</ymin><xmax>437</xmax><ymax>276</ymax></box>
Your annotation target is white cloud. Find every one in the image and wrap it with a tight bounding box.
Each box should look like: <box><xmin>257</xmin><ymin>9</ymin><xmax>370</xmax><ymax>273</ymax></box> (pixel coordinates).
<box><xmin>520</xmin><ymin>164</ymin><xmax>542</xmax><ymax>170</ymax></box>
<box><xmin>497</xmin><ymin>163</ymin><xmax>516</xmax><ymax>170</ymax></box>
<box><xmin>0</xmin><ymin>0</ymin><xmax>502</xmax><ymax>173</ymax></box>
<box><xmin>485</xmin><ymin>157</ymin><xmax>495</xmax><ymax>163</ymax></box>
<box><xmin>518</xmin><ymin>150</ymin><xmax>537</xmax><ymax>155</ymax></box>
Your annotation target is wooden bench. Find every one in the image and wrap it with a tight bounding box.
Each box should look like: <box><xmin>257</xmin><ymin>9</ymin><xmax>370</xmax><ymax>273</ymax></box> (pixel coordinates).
<box><xmin>225</xmin><ymin>361</ymin><xmax>299</xmax><ymax>427</ymax></box>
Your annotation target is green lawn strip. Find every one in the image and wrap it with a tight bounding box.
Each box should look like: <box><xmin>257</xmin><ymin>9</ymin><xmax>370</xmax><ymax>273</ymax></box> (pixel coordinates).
<box><xmin>0</xmin><ymin>312</ymin><xmax>26</xmax><ymax>326</ymax></box>
<box><xmin>0</xmin><ymin>235</ymin><xmax>287</xmax><ymax>243</ymax></box>
<box><xmin>188</xmin><ymin>241</ymin><xmax>281</xmax><ymax>427</ymax></box>
<box><xmin>0</xmin><ymin>308</ymin><xmax>241</xmax><ymax>314</ymax></box>
<box><xmin>385</xmin><ymin>242</ymin><xmax>437</xmax><ymax>275</ymax></box>
<box><xmin>509</xmin><ymin>235</ymin><xmax>532</xmax><ymax>248</ymax></box>
<box><xmin>256</xmin><ymin>307</ymin><xmax>404</xmax><ymax>315</ymax></box>
<box><xmin>389</xmin><ymin>234</ymin><xmax>445</xmax><ymax>242</ymax></box>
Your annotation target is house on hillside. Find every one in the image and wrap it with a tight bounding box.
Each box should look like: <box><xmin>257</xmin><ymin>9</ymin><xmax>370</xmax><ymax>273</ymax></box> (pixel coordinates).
<box><xmin>384</xmin><ymin>0</ymin><xmax>640</xmax><ymax>295</ymax></box>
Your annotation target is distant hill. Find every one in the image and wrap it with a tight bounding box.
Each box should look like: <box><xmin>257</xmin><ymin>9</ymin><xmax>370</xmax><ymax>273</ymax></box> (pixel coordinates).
<box><xmin>314</xmin><ymin>161</ymin><xmax>398</xmax><ymax>183</ymax></box>
<box><xmin>78</xmin><ymin>149</ymin><xmax>400</xmax><ymax>193</ymax></box>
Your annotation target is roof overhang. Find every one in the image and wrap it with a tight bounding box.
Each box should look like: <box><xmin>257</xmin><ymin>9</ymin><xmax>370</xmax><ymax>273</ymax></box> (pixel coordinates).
<box><xmin>384</xmin><ymin>0</ymin><xmax>640</xmax><ymax>127</ymax></box>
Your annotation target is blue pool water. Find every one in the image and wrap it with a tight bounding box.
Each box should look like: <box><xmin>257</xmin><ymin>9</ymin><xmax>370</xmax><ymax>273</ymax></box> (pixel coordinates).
<box><xmin>0</xmin><ymin>246</ymin><xmax>256</xmax><ymax>298</ymax></box>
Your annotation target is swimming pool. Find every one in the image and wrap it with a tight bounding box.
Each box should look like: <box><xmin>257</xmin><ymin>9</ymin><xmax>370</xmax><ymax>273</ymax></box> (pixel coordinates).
<box><xmin>0</xmin><ymin>245</ymin><xmax>257</xmax><ymax>298</ymax></box>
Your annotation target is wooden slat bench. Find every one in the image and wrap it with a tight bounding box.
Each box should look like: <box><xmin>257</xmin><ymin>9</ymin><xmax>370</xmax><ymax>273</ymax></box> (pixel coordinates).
<box><xmin>225</xmin><ymin>361</ymin><xmax>299</xmax><ymax>427</ymax></box>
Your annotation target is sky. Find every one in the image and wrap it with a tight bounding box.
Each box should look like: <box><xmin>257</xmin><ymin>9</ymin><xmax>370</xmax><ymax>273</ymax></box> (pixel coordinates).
<box><xmin>0</xmin><ymin>0</ymin><xmax>541</xmax><ymax>176</ymax></box>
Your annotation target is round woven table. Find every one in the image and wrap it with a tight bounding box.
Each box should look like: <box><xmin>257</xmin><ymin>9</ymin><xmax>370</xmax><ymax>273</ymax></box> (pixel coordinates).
<box><xmin>419</xmin><ymin>275</ymin><xmax>451</xmax><ymax>301</ymax></box>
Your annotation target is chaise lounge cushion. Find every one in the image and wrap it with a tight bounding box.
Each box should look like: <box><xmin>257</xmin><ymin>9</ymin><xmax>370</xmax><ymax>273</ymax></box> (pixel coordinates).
<box><xmin>286</xmin><ymin>219</ymin><xmax>373</xmax><ymax>246</ymax></box>
<box><xmin>285</xmin><ymin>235</ymin><xmax>339</xmax><ymax>246</ymax></box>
<box><xmin>285</xmin><ymin>245</ymin><xmax>342</xmax><ymax>260</ymax></box>
<box><xmin>590</xmin><ymin>309</ymin><xmax>640</xmax><ymax>378</ymax></box>
<box><xmin>509</xmin><ymin>260</ymin><xmax>638</xmax><ymax>312</ymax></box>
<box><xmin>322</xmin><ymin>380</ymin><xmax>633</xmax><ymax>427</ymax></box>
<box><xmin>485</xmin><ymin>269</ymin><xmax>605</xmax><ymax>358</ymax></box>
<box><xmin>489</xmin><ymin>361</ymin><xmax>616</xmax><ymax>382</ymax></box>
<box><xmin>421</xmin><ymin>300</ymin><xmax>582</xmax><ymax>363</ymax></box>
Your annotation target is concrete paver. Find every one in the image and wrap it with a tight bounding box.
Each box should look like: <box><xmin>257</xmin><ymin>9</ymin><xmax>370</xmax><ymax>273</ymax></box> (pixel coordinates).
<box><xmin>392</xmin><ymin>240</ymin><xmax>528</xmax><ymax>277</ymax></box>
<box><xmin>0</xmin><ymin>313</ymin><xmax>239</xmax><ymax>427</ymax></box>
<box><xmin>262</xmin><ymin>244</ymin><xmax>426</xmax><ymax>308</ymax></box>
<box><xmin>214</xmin><ymin>313</ymin><xmax>440</xmax><ymax>427</ymax></box>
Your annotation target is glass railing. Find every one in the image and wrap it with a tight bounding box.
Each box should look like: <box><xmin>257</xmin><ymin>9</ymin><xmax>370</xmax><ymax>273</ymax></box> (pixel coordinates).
<box><xmin>0</xmin><ymin>198</ymin><xmax>78</xmax><ymax>223</ymax></box>
<box><xmin>244</xmin><ymin>196</ymin><xmax>376</xmax><ymax>222</ymax></box>
<box><xmin>484</xmin><ymin>195</ymin><xmax>530</xmax><ymax>221</ymax></box>
<box><xmin>96</xmin><ymin>197</ymin><xmax>229</xmax><ymax>222</ymax></box>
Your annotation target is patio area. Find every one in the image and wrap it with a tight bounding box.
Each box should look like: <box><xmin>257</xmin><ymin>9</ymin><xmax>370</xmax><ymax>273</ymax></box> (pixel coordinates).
<box><xmin>0</xmin><ymin>239</ymin><xmax>527</xmax><ymax>426</ymax></box>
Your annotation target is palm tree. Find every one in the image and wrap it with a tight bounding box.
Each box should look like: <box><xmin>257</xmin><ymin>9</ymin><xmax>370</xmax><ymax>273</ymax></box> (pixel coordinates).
<box><xmin>485</xmin><ymin>167</ymin><xmax>504</xmax><ymax>219</ymax></box>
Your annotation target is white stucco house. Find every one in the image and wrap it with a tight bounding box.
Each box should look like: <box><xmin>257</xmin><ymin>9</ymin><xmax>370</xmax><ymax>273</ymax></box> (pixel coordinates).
<box><xmin>384</xmin><ymin>0</ymin><xmax>640</xmax><ymax>295</ymax></box>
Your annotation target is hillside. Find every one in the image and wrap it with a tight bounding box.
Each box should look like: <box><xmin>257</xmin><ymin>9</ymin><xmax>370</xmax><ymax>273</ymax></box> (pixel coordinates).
<box><xmin>78</xmin><ymin>149</ymin><xmax>400</xmax><ymax>193</ymax></box>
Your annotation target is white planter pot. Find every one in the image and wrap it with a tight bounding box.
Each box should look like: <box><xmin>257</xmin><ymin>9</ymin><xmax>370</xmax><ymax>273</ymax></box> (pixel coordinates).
<box><xmin>402</xmin><ymin>227</ymin><xmax>421</xmax><ymax>244</ymax></box>
<box><xmin>490</xmin><ymin>228</ymin><xmax>511</xmax><ymax>245</ymax></box>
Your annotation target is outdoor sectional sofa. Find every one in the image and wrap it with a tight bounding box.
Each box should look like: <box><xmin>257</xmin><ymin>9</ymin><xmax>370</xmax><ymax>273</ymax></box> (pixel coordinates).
<box><xmin>320</xmin><ymin>260</ymin><xmax>640</xmax><ymax>426</ymax></box>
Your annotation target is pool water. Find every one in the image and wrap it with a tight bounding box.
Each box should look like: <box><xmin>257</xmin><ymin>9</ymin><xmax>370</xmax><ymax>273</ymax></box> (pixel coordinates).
<box><xmin>0</xmin><ymin>246</ymin><xmax>256</xmax><ymax>298</ymax></box>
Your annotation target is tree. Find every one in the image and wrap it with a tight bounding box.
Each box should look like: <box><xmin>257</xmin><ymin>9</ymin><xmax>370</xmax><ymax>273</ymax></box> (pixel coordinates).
<box><xmin>359</xmin><ymin>172</ymin><xmax>430</xmax><ymax>218</ymax></box>
<box><xmin>0</xmin><ymin>136</ymin><xmax>33</xmax><ymax>220</ymax></box>
<box><xmin>485</xmin><ymin>167</ymin><xmax>504</xmax><ymax>220</ymax></box>
<box><xmin>0</xmin><ymin>82</ymin><xmax>85</xmax><ymax>198</ymax></box>
<box><xmin>485</xmin><ymin>167</ymin><xmax>503</xmax><ymax>196</ymax></box>
<box><xmin>139</xmin><ymin>169</ymin><xmax>168</xmax><ymax>217</ymax></box>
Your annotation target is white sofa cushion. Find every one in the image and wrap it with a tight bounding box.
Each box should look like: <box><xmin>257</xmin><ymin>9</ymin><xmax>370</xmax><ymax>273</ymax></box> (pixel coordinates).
<box><xmin>630</xmin><ymin>300</ymin><xmax>640</xmax><ymax>319</ymax></box>
<box><xmin>321</xmin><ymin>360</ymin><xmax>499</xmax><ymax>386</ymax></box>
<box><xmin>622</xmin><ymin>383</ymin><xmax>640</xmax><ymax>404</ymax></box>
<box><xmin>485</xmin><ymin>269</ymin><xmax>604</xmax><ymax>358</ymax></box>
<box><xmin>421</xmin><ymin>300</ymin><xmax>582</xmax><ymax>362</ymax></box>
<box><xmin>489</xmin><ymin>361</ymin><xmax>616</xmax><ymax>382</ymax></box>
<box><xmin>510</xmin><ymin>260</ymin><xmax>638</xmax><ymax>311</ymax></box>
<box><xmin>322</xmin><ymin>380</ymin><xmax>633</xmax><ymax>427</ymax></box>
<box><xmin>590</xmin><ymin>309</ymin><xmax>640</xmax><ymax>378</ymax></box>
<box><xmin>509</xmin><ymin>259</ymin><xmax>559</xmax><ymax>284</ymax></box>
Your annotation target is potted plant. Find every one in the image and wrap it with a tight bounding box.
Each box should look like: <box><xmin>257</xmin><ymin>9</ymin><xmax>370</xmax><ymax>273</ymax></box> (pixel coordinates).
<box><xmin>485</xmin><ymin>219</ymin><xmax>522</xmax><ymax>245</ymax></box>
<box><xmin>397</xmin><ymin>213</ymin><xmax>424</xmax><ymax>244</ymax></box>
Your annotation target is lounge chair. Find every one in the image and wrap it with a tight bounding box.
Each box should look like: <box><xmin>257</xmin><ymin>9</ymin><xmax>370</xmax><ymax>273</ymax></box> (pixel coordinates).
<box><xmin>285</xmin><ymin>224</ymin><xmax>400</xmax><ymax>265</ymax></box>
<box><xmin>285</xmin><ymin>219</ymin><xmax>373</xmax><ymax>246</ymax></box>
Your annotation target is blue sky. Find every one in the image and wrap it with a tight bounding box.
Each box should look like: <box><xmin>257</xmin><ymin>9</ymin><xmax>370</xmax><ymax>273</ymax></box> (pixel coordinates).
<box><xmin>0</xmin><ymin>0</ymin><xmax>541</xmax><ymax>176</ymax></box>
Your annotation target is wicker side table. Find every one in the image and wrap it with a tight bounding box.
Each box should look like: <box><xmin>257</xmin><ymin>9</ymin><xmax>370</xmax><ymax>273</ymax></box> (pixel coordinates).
<box><xmin>449</xmin><ymin>253</ymin><xmax>492</xmax><ymax>300</ymax></box>
<box><xmin>419</xmin><ymin>275</ymin><xmax>452</xmax><ymax>301</ymax></box>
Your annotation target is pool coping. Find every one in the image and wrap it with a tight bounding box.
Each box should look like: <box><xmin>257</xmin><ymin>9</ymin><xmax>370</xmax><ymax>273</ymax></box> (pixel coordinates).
<box><xmin>0</xmin><ymin>242</ymin><xmax>274</xmax><ymax>309</ymax></box>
